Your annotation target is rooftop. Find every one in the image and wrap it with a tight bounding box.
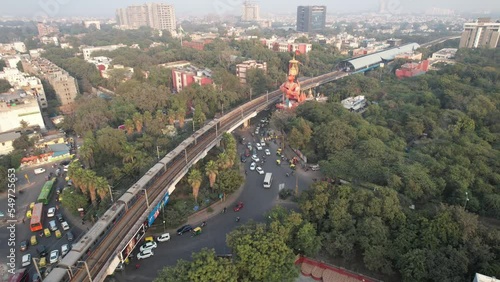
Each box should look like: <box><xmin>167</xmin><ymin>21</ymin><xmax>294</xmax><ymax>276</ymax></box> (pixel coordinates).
<box><xmin>0</xmin><ymin>132</ymin><xmax>21</xmax><ymax>143</ymax></box>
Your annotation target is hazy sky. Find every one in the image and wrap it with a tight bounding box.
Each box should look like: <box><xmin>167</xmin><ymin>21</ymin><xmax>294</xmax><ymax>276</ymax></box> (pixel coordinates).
<box><xmin>2</xmin><ymin>0</ymin><xmax>499</xmax><ymax>18</ymax></box>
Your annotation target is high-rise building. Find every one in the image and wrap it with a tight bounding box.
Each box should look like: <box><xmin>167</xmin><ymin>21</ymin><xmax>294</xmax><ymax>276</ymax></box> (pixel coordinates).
<box><xmin>296</xmin><ymin>6</ymin><xmax>326</xmax><ymax>33</ymax></box>
<box><xmin>459</xmin><ymin>18</ymin><xmax>500</xmax><ymax>49</ymax></box>
<box><xmin>242</xmin><ymin>1</ymin><xmax>259</xmax><ymax>22</ymax></box>
<box><xmin>116</xmin><ymin>3</ymin><xmax>176</xmax><ymax>33</ymax></box>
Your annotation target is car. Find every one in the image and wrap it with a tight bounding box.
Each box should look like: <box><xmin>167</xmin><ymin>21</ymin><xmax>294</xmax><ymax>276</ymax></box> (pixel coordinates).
<box><xmin>55</xmin><ymin>230</ymin><xmax>62</xmax><ymax>238</ymax></box>
<box><xmin>246</xmin><ymin>142</ymin><xmax>252</xmax><ymax>150</ymax></box>
<box><xmin>137</xmin><ymin>249</ymin><xmax>154</xmax><ymax>260</ymax></box>
<box><xmin>261</xmin><ymin>139</ymin><xmax>266</xmax><ymax>146</ymax></box>
<box><xmin>251</xmin><ymin>155</ymin><xmax>260</xmax><ymax>162</ymax></box>
<box><xmin>265</xmin><ymin>149</ymin><xmax>271</xmax><ymax>155</ymax></box>
<box><xmin>61</xmin><ymin>221</ymin><xmax>70</xmax><ymax>230</ymax></box>
<box><xmin>244</xmin><ymin>148</ymin><xmax>250</xmax><ymax>157</ymax></box>
<box><xmin>234</xmin><ymin>201</ymin><xmax>244</xmax><ymax>212</ymax></box>
<box><xmin>29</xmin><ymin>202</ymin><xmax>35</xmax><ymax>209</ymax></box>
<box><xmin>256</xmin><ymin>143</ymin><xmax>263</xmax><ymax>150</ymax></box>
<box><xmin>49</xmin><ymin>220</ymin><xmax>57</xmax><ymax>231</ymax></box>
<box><xmin>240</xmin><ymin>155</ymin><xmax>247</xmax><ymax>163</ymax></box>
<box><xmin>66</xmin><ymin>231</ymin><xmax>74</xmax><ymax>241</ymax></box>
<box><xmin>61</xmin><ymin>244</ymin><xmax>70</xmax><ymax>257</ymax></box>
<box><xmin>256</xmin><ymin>167</ymin><xmax>264</xmax><ymax>175</ymax></box>
<box><xmin>177</xmin><ymin>224</ymin><xmax>193</xmax><ymax>235</ymax></box>
<box><xmin>26</xmin><ymin>210</ymin><xmax>32</xmax><ymax>219</ymax></box>
<box><xmin>249</xmin><ymin>162</ymin><xmax>256</xmax><ymax>171</ymax></box>
<box><xmin>44</xmin><ymin>228</ymin><xmax>51</xmax><ymax>237</ymax></box>
<box><xmin>20</xmin><ymin>240</ymin><xmax>28</xmax><ymax>251</ymax></box>
<box><xmin>21</xmin><ymin>254</ymin><xmax>31</xmax><ymax>267</ymax></box>
<box><xmin>115</xmin><ymin>262</ymin><xmax>124</xmax><ymax>271</ymax></box>
<box><xmin>37</xmin><ymin>245</ymin><xmax>48</xmax><ymax>257</ymax></box>
<box><xmin>157</xmin><ymin>233</ymin><xmax>171</xmax><ymax>242</ymax></box>
<box><xmin>34</xmin><ymin>168</ymin><xmax>46</xmax><ymax>174</ymax></box>
<box><xmin>56</xmin><ymin>213</ymin><xmax>64</xmax><ymax>222</ymax></box>
<box><xmin>139</xmin><ymin>241</ymin><xmax>157</xmax><ymax>252</ymax></box>
<box><xmin>260</xmin><ymin>118</ymin><xmax>267</xmax><ymax>123</ymax></box>
<box><xmin>49</xmin><ymin>250</ymin><xmax>59</xmax><ymax>264</ymax></box>
<box><xmin>47</xmin><ymin>207</ymin><xmax>56</xmax><ymax>218</ymax></box>
<box><xmin>310</xmin><ymin>164</ymin><xmax>320</xmax><ymax>171</ymax></box>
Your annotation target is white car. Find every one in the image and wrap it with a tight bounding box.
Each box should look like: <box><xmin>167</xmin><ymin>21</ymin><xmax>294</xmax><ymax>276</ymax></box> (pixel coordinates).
<box><xmin>256</xmin><ymin>144</ymin><xmax>262</xmax><ymax>151</ymax></box>
<box><xmin>157</xmin><ymin>233</ymin><xmax>170</xmax><ymax>242</ymax></box>
<box><xmin>34</xmin><ymin>168</ymin><xmax>46</xmax><ymax>175</ymax></box>
<box><xmin>49</xmin><ymin>250</ymin><xmax>59</xmax><ymax>264</ymax></box>
<box><xmin>260</xmin><ymin>140</ymin><xmax>266</xmax><ymax>146</ymax></box>
<box><xmin>47</xmin><ymin>207</ymin><xmax>56</xmax><ymax>218</ymax></box>
<box><xmin>256</xmin><ymin>167</ymin><xmax>264</xmax><ymax>175</ymax></box>
<box><xmin>22</xmin><ymin>254</ymin><xmax>31</xmax><ymax>267</ymax></box>
<box><xmin>61</xmin><ymin>221</ymin><xmax>70</xmax><ymax>231</ymax></box>
<box><xmin>61</xmin><ymin>244</ymin><xmax>70</xmax><ymax>257</ymax></box>
<box><xmin>249</xmin><ymin>162</ymin><xmax>256</xmax><ymax>171</ymax></box>
<box><xmin>139</xmin><ymin>241</ymin><xmax>157</xmax><ymax>252</ymax></box>
<box><xmin>265</xmin><ymin>149</ymin><xmax>271</xmax><ymax>156</ymax></box>
<box><xmin>247</xmin><ymin>142</ymin><xmax>252</xmax><ymax>150</ymax></box>
<box><xmin>251</xmin><ymin>155</ymin><xmax>260</xmax><ymax>162</ymax></box>
<box><xmin>137</xmin><ymin>249</ymin><xmax>154</xmax><ymax>260</ymax></box>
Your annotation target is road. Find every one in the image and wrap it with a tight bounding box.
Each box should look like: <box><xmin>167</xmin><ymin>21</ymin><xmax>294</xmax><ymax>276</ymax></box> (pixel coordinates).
<box><xmin>0</xmin><ymin>160</ymin><xmax>84</xmax><ymax>281</ymax></box>
<box><xmin>112</xmin><ymin>115</ymin><xmax>319</xmax><ymax>282</ymax></box>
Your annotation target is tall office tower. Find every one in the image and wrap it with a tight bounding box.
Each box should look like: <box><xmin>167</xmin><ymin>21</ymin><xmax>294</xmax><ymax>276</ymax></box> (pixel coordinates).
<box><xmin>296</xmin><ymin>6</ymin><xmax>327</xmax><ymax>33</ymax></box>
<box><xmin>147</xmin><ymin>3</ymin><xmax>176</xmax><ymax>32</ymax></box>
<box><xmin>242</xmin><ymin>1</ymin><xmax>260</xmax><ymax>21</ymax></box>
<box><xmin>459</xmin><ymin>18</ymin><xmax>500</xmax><ymax>48</ymax></box>
<box><xmin>115</xmin><ymin>3</ymin><xmax>176</xmax><ymax>33</ymax></box>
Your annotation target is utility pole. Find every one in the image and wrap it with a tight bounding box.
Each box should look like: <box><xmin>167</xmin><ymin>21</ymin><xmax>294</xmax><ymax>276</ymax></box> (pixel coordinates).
<box><xmin>156</xmin><ymin>146</ymin><xmax>160</xmax><ymax>160</ymax></box>
<box><xmin>108</xmin><ymin>185</ymin><xmax>114</xmax><ymax>203</ymax></box>
<box><xmin>250</xmin><ymin>88</ymin><xmax>253</xmax><ymax>100</ymax></box>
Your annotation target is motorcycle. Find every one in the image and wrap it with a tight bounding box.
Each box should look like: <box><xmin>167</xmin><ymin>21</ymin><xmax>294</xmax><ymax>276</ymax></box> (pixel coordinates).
<box><xmin>201</xmin><ymin>221</ymin><xmax>206</xmax><ymax>227</ymax></box>
<box><xmin>236</xmin><ymin>217</ymin><xmax>240</xmax><ymax>222</ymax></box>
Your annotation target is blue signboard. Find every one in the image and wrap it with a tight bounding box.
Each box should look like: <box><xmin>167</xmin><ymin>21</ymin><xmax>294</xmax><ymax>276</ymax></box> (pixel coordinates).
<box><xmin>147</xmin><ymin>192</ymin><xmax>170</xmax><ymax>226</ymax></box>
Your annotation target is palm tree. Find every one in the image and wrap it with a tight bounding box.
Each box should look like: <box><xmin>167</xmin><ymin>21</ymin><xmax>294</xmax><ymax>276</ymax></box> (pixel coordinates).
<box><xmin>20</xmin><ymin>120</ymin><xmax>29</xmax><ymax>131</ymax></box>
<box><xmin>143</xmin><ymin>111</ymin><xmax>153</xmax><ymax>129</ymax></box>
<box><xmin>187</xmin><ymin>169</ymin><xmax>202</xmax><ymax>203</ymax></box>
<box><xmin>124</xmin><ymin>119</ymin><xmax>134</xmax><ymax>135</ymax></box>
<box><xmin>176</xmin><ymin>108</ymin><xmax>186</xmax><ymax>128</ymax></box>
<box><xmin>217</xmin><ymin>152</ymin><xmax>230</xmax><ymax>170</ymax></box>
<box><xmin>95</xmin><ymin>177</ymin><xmax>109</xmax><ymax>203</ymax></box>
<box><xmin>167</xmin><ymin>109</ymin><xmax>175</xmax><ymax>125</ymax></box>
<box><xmin>83</xmin><ymin>170</ymin><xmax>98</xmax><ymax>206</ymax></box>
<box><xmin>132</xmin><ymin>112</ymin><xmax>143</xmax><ymax>133</ymax></box>
<box><xmin>122</xmin><ymin>144</ymin><xmax>139</xmax><ymax>164</ymax></box>
<box><xmin>68</xmin><ymin>161</ymin><xmax>86</xmax><ymax>195</ymax></box>
<box><xmin>205</xmin><ymin>160</ymin><xmax>218</xmax><ymax>189</ymax></box>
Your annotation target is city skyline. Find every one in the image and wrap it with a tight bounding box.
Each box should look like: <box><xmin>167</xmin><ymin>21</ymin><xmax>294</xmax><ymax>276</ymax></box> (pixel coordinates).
<box><xmin>2</xmin><ymin>0</ymin><xmax>500</xmax><ymax>18</ymax></box>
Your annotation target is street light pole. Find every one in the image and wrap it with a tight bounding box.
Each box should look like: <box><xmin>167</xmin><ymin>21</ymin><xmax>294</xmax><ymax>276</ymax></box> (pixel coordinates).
<box><xmin>78</xmin><ymin>261</ymin><xmax>92</xmax><ymax>282</ymax></box>
<box><xmin>108</xmin><ymin>185</ymin><xmax>114</xmax><ymax>203</ymax></box>
<box><xmin>32</xmin><ymin>257</ymin><xmax>42</xmax><ymax>280</ymax></box>
<box><xmin>156</xmin><ymin>146</ymin><xmax>160</xmax><ymax>160</ymax></box>
<box><xmin>464</xmin><ymin>191</ymin><xmax>469</xmax><ymax>210</ymax></box>
<box><xmin>142</xmin><ymin>189</ymin><xmax>150</xmax><ymax>207</ymax></box>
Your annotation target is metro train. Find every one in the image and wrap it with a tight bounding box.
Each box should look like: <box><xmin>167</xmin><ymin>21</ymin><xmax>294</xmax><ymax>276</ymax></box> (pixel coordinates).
<box><xmin>45</xmin><ymin>119</ymin><xmax>220</xmax><ymax>281</ymax></box>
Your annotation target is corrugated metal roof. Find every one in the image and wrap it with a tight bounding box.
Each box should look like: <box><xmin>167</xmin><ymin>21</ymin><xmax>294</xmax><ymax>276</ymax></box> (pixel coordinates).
<box><xmin>345</xmin><ymin>43</ymin><xmax>421</xmax><ymax>71</ymax></box>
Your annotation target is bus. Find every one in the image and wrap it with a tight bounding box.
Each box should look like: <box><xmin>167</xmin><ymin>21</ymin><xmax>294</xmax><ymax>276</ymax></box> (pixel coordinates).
<box><xmin>30</xmin><ymin>203</ymin><xmax>43</xmax><ymax>232</ymax></box>
<box><xmin>263</xmin><ymin>173</ymin><xmax>272</xmax><ymax>188</ymax></box>
<box><xmin>37</xmin><ymin>179</ymin><xmax>55</xmax><ymax>205</ymax></box>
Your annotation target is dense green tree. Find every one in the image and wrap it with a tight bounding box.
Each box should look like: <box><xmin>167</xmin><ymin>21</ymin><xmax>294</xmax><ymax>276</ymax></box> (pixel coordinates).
<box><xmin>0</xmin><ymin>79</ymin><xmax>11</xmax><ymax>92</ymax></box>
<box><xmin>215</xmin><ymin>170</ymin><xmax>243</xmax><ymax>197</ymax></box>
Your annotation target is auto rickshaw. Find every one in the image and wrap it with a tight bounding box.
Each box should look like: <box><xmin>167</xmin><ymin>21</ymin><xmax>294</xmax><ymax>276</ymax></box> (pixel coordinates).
<box><xmin>276</xmin><ymin>159</ymin><xmax>281</xmax><ymax>165</ymax></box>
<box><xmin>55</xmin><ymin>230</ymin><xmax>62</xmax><ymax>239</ymax></box>
<box><xmin>290</xmin><ymin>163</ymin><xmax>296</xmax><ymax>170</ymax></box>
<box><xmin>29</xmin><ymin>202</ymin><xmax>35</xmax><ymax>209</ymax></box>
<box><xmin>39</xmin><ymin>257</ymin><xmax>46</xmax><ymax>267</ymax></box>
<box><xmin>44</xmin><ymin>228</ymin><xmax>51</xmax><ymax>237</ymax></box>
<box><xmin>26</xmin><ymin>210</ymin><xmax>32</xmax><ymax>219</ymax></box>
<box><xmin>276</xmin><ymin>148</ymin><xmax>282</xmax><ymax>155</ymax></box>
<box><xmin>192</xmin><ymin>227</ymin><xmax>202</xmax><ymax>236</ymax></box>
<box><xmin>31</xmin><ymin>235</ymin><xmax>38</xmax><ymax>246</ymax></box>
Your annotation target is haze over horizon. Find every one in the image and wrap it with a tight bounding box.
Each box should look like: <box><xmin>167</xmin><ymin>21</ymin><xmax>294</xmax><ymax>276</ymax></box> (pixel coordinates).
<box><xmin>2</xmin><ymin>0</ymin><xmax>499</xmax><ymax>18</ymax></box>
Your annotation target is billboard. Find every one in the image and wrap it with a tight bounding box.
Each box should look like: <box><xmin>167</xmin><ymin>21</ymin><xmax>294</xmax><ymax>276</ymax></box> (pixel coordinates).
<box><xmin>147</xmin><ymin>192</ymin><xmax>170</xmax><ymax>226</ymax></box>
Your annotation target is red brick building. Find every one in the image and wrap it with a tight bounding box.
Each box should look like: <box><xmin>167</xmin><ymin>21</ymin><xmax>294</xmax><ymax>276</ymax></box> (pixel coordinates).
<box><xmin>395</xmin><ymin>60</ymin><xmax>429</xmax><ymax>78</ymax></box>
<box><xmin>172</xmin><ymin>66</ymin><xmax>213</xmax><ymax>93</ymax></box>
<box><xmin>181</xmin><ymin>39</ymin><xmax>213</xmax><ymax>51</ymax></box>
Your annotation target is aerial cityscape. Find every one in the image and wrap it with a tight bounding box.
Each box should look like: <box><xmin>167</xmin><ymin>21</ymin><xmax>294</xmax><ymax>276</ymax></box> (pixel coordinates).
<box><xmin>0</xmin><ymin>1</ymin><xmax>499</xmax><ymax>282</ymax></box>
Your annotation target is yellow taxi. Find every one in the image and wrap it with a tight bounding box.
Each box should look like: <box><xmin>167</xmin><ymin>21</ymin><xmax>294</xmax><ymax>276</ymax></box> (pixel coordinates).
<box><xmin>144</xmin><ymin>236</ymin><xmax>154</xmax><ymax>242</ymax></box>
<box><xmin>29</xmin><ymin>202</ymin><xmax>35</xmax><ymax>209</ymax></box>
<box><xmin>39</xmin><ymin>257</ymin><xmax>46</xmax><ymax>267</ymax></box>
<box><xmin>44</xmin><ymin>228</ymin><xmax>51</xmax><ymax>237</ymax></box>
<box><xmin>30</xmin><ymin>235</ymin><xmax>38</xmax><ymax>246</ymax></box>
<box><xmin>26</xmin><ymin>210</ymin><xmax>32</xmax><ymax>219</ymax></box>
<box><xmin>55</xmin><ymin>229</ymin><xmax>62</xmax><ymax>239</ymax></box>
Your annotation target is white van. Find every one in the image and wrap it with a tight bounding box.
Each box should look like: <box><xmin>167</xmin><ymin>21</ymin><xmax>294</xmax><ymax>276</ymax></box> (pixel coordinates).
<box><xmin>34</xmin><ymin>168</ymin><xmax>46</xmax><ymax>175</ymax></box>
<box><xmin>49</xmin><ymin>220</ymin><xmax>57</xmax><ymax>231</ymax></box>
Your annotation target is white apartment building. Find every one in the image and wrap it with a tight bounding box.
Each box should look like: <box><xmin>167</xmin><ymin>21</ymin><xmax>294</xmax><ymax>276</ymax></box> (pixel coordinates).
<box><xmin>341</xmin><ymin>96</ymin><xmax>367</xmax><ymax>112</ymax></box>
<box><xmin>460</xmin><ymin>18</ymin><xmax>500</xmax><ymax>48</ymax></box>
<box><xmin>0</xmin><ymin>68</ymin><xmax>48</xmax><ymax>108</ymax></box>
<box><xmin>431</xmin><ymin>48</ymin><xmax>458</xmax><ymax>60</ymax></box>
<box><xmin>82</xmin><ymin>44</ymin><xmax>127</xmax><ymax>61</ymax></box>
<box><xmin>0</xmin><ymin>90</ymin><xmax>45</xmax><ymax>133</ymax></box>
<box><xmin>242</xmin><ymin>2</ymin><xmax>260</xmax><ymax>21</ymax></box>
<box><xmin>236</xmin><ymin>60</ymin><xmax>267</xmax><ymax>84</ymax></box>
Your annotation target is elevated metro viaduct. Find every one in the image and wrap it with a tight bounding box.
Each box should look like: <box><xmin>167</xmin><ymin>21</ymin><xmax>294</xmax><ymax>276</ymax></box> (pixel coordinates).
<box><xmin>46</xmin><ymin>40</ymin><xmax>433</xmax><ymax>281</ymax></box>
